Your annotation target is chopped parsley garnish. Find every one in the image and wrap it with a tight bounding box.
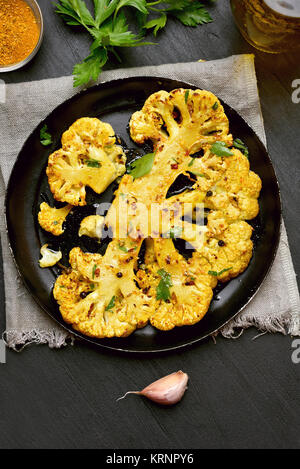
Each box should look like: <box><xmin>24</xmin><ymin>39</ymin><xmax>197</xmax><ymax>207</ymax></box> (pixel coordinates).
<box><xmin>86</xmin><ymin>159</ymin><xmax>101</xmax><ymax>168</ymax></box>
<box><xmin>156</xmin><ymin>269</ymin><xmax>173</xmax><ymax>302</ymax></box>
<box><xmin>105</xmin><ymin>296</ymin><xmax>116</xmax><ymax>311</ymax></box>
<box><xmin>118</xmin><ymin>244</ymin><xmax>129</xmax><ymax>253</ymax></box>
<box><xmin>212</xmin><ymin>101</ymin><xmax>219</xmax><ymax>110</ymax></box>
<box><xmin>53</xmin><ymin>221</ymin><xmax>58</xmax><ymax>225</ymax></box>
<box><xmin>164</xmin><ymin>226</ymin><xmax>182</xmax><ymax>239</ymax></box>
<box><xmin>191</xmin><ymin>172</ymin><xmax>206</xmax><ymax>178</ymax></box>
<box><xmin>233</xmin><ymin>138</ymin><xmax>249</xmax><ymax>158</ymax></box>
<box><xmin>184</xmin><ymin>90</ymin><xmax>190</xmax><ymax>104</ymax></box>
<box><xmin>40</xmin><ymin>125</ymin><xmax>52</xmax><ymax>146</ymax></box>
<box><xmin>92</xmin><ymin>264</ymin><xmax>98</xmax><ymax>279</ymax></box>
<box><xmin>208</xmin><ymin>267</ymin><xmax>232</xmax><ymax>276</ymax></box>
<box><xmin>127</xmin><ymin>153</ymin><xmax>155</xmax><ymax>180</ymax></box>
<box><xmin>210</xmin><ymin>142</ymin><xmax>234</xmax><ymax>157</ymax></box>
<box><xmin>188</xmin><ymin>158</ymin><xmax>195</xmax><ymax>167</ymax></box>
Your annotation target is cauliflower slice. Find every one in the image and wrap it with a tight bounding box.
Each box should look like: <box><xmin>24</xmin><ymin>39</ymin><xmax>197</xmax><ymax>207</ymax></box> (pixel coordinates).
<box><xmin>130</xmin><ymin>88</ymin><xmax>232</xmax><ymax>149</ymax></box>
<box><xmin>38</xmin><ymin>202</ymin><xmax>72</xmax><ymax>236</ymax></box>
<box><xmin>47</xmin><ymin>118</ymin><xmax>126</xmax><ymax>206</ymax></box>
<box><xmin>78</xmin><ymin>215</ymin><xmax>104</xmax><ymax>238</ymax></box>
<box><xmin>39</xmin><ymin>244</ymin><xmax>62</xmax><ymax>268</ymax></box>
<box><xmin>54</xmin><ymin>242</ymin><xmax>156</xmax><ymax>338</ymax></box>
<box><xmin>136</xmin><ymin>238</ymin><xmax>216</xmax><ymax>331</ymax></box>
<box><xmin>199</xmin><ymin>148</ymin><xmax>262</xmax><ymax>221</ymax></box>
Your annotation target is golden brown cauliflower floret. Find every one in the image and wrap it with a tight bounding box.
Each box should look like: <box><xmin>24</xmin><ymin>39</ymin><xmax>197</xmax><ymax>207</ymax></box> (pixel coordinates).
<box><xmin>130</xmin><ymin>89</ymin><xmax>232</xmax><ymax>150</ymax></box>
<box><xmin>198</xmin><ymin>217</ymin><xmax>254</xmax><ymax>283</ymax></box>
<box><xmin>202</xmin><ymin>148</ymin><xmax>262</xmax><ymax>221</ymax></box>
<box><xmin>78</xmin><ymin>215</ymin><xmax>104</xmax><ymax>239</ymax></box>
<box><xmin>47</xmin><ymin>118</ymin><xmax>126</xmax><ymax>206</ymax></box>
<box><xmin>186</xmin><ymin>147</ymin><xmax>262</xmax><ymax>222</ymax></box>
<box><xmin>137</xmin><ymin>238</ymin><xmax>216</xmax><ymax>331</ymax></box>
<box><xmin>38</xmin><ymin>202</ymin><xmax>72</xmax><ymax>236</ymax></box>
<box><xmin>39</xmin><ymin>244</ymin><xmax>62</xmax><ymax>268</ymax></box>
<box><xmin>54</xmin><ymin>243</ymin><xmax>155</xmax><ymax>338</ymax></box>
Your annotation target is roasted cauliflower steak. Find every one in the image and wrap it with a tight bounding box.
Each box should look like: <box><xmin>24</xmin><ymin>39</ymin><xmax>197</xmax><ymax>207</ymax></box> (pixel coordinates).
<box><xmin>46</xmin><ymin>117</ymin><xmax>126</xmax><ymax>206</ymax></box>
<box><xmin>52</xmin><ymin>89</ymin><xmax>261</xmax><ymax>338</ymax></box>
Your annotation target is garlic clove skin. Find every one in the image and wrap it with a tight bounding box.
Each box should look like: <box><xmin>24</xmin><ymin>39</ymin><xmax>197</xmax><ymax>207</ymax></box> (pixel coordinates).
<box><xmin>117</xmin><ymin>370</ymin><xmax>189</xmax><ymax>406</ymax></box>
<box><xmin>141</xmin><ymin>371</ymin><xmax>188</xmax><ymax>405</ymax></box>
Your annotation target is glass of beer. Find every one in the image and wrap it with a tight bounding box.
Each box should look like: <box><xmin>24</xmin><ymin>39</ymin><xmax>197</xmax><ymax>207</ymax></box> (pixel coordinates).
<box><xmin>230</xmin><ymin>0</ymin><xmax>300</xmax><ymax>53</ymax></box>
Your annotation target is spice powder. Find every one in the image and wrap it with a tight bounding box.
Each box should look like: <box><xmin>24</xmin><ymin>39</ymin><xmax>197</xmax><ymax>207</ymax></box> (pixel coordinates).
<box><xmin>0</xmin><ymin>0</ymin><xmax>40</xmax><ymax>66</ymax></box>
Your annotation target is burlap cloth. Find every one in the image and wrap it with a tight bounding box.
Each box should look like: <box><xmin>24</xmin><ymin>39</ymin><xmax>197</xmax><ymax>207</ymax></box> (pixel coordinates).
<box><xmin>0</xmin><ymin>54</ymin><xmax>299</xmax><ymax>349</ymax></box>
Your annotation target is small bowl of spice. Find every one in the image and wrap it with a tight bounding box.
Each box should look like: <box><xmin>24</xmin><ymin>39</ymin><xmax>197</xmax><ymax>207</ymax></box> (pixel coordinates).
<box><xmin>0</xmin><ymin>0</ymin><xmax>43</xmax><ymax>72</ymax></box>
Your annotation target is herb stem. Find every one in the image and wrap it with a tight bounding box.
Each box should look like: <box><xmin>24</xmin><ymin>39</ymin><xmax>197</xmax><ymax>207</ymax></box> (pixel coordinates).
<box><xmin>146</xmin><ymin>1</ymin><xmax>161</xmax><ymax>5</ymax></box>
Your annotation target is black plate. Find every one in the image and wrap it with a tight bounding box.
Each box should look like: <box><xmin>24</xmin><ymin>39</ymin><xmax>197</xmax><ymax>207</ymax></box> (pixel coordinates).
<box><xmin>5</xmin><ymin>77</ymin><xmax>281</xmax><ymax>353</ymax></box>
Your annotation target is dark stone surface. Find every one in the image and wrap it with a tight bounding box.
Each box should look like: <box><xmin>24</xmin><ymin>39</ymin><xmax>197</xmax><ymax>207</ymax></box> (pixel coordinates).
<box><xmin>0</xmin><ymin>0</ymin><xmax>299</xmax><ymax>449</ymax></box>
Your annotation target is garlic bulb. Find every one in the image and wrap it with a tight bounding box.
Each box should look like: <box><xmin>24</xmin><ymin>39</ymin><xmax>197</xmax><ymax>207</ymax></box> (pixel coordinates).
<box><xmin>117</xmin><ymin>370</ymin><xmax>189</xmax><ymax>405</ymax></box>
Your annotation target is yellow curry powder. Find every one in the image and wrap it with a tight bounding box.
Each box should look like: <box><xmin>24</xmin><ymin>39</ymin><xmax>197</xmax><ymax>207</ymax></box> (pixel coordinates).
<box><xmin>0</xmin><ymin>0</ymin><xmax>40</xmax><ymax>66</ymax></box>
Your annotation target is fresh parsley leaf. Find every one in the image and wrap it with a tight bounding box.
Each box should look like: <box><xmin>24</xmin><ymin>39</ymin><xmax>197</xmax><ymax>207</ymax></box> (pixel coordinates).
<box><xmin>90</xmin><ymin>283</ymin><xmax>95</xmax><ymax>290</ymax></box>
<box><xmin>156</xmin><ymin>269</ymin><xmax>172</xmax><ymax>301</ymax></box>
<box><xmin>73</xmin><ymin>47</ymin><xmax>108</xmax><ymax>87</ymax></box>
<box><xmin>212</xmin><ymin>101</ymin><xmax>218</xmax><ymax>110</ymax></box>
<box><xmin>128</xmin><ymin>152</ymin><xmax>155</xmax><ymax>179</ymax></box>
<box><xmin>188</xmin><ymin>157</ymin><xmax>195</xmax><ymax>167</ymax></box>
<box><xmin>40</xmin><ymin>125</ymin><xmax>52</xmax><ymax>146</ymax></box>
<box><xmin>105</xmin><ymin>295</ymin><xmax>116</xmax><ymax>310</ymax></box>
<box><xmin>233</xmin><ymin>138</ymin><xmax>249</xmax><ymax>158</ymax></box>
<box><xmin>55</xmin><ymin>0</ymin><xmax>96</xmax><ymax>27</ymax></box>
<box><xmin>94</xmin><ymin>0</ymin><xmax>120</xmax><ymax>28</ymax></box>
<box><xmin>208</xmin><ymin>267</ymin><xmax>232</xmax><ymax>276</ymax></box>
<box><xmin>144</xmin><ymin>13</ymin><xmax>167</xmax><ymax>36</ymax></box>
<box><xmin>170</xmin><ymin>3</ymin><xmax>212</xmax><ymax>27</ymax></box>
<box><xmin>184</xmin><ymin>89</ymin><xmax>189</xmax><ymax>103</ymax></box>
<box><xmin>92</xmin><ymin>12</ymin><xmax>154</xmax><ymax>48</ymax></box>
<box><xmin>86</xmin><ymin>158</ymin><xmax>101</xmax><ymax>168</ymax></box>
<box><xmin>210</xmin><ymin>141</ymin><xmax>234</xmax><ymax>157</ymax></box>
<box><xmin>191</xmin><ymin>172</ymin><xmax>206</xmax><ymax>178</ymax></box>
<box><xmin>115</xmin><ymin>0</ymin><xmax>148</xmax><ymax>16</ymax></box>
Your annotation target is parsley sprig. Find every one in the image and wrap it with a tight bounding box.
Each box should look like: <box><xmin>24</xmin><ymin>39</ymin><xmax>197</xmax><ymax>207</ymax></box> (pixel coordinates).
<box><xmin>55</xmin><ymin>0</ymin><xmax>215</xmax><ymax>87</ymax></box>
